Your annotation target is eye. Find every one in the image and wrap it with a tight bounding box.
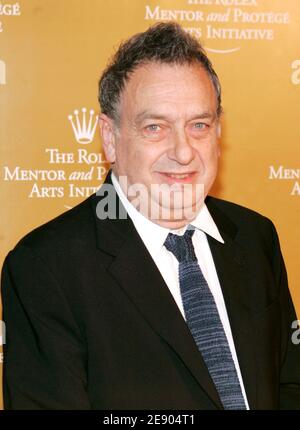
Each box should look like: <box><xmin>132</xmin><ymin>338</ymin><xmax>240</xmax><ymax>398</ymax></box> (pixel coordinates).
<box><xmin>145</xmin><ymin>124</ymin><xmax>161</xmax><ymax>132</ymax></box>
<box><xmin>141</xmin><ymin>123</ymin><xmax>167</xmax><ymax>141</ymax></box>
<box><xmin>193</xmin><ymin>122</ymin><xmax>207</xmax><ymax>130</ymax></box>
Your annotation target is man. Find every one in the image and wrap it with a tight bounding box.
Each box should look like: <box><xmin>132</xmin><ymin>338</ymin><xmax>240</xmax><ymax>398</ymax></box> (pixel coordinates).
<box><xmin>1</xmin><ymin>22</ymin><xmax>300</xmax><ymax>410</ymax></box>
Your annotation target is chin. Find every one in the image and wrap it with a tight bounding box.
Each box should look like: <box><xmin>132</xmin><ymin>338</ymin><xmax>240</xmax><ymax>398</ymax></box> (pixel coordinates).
<box><xmin>152</xmin><ymin>206</ymin><xmax>199</xmax><ymax>229</ymax></box>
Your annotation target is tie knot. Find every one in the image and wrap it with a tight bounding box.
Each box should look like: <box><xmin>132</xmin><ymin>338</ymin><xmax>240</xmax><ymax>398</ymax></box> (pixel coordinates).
<box><xmin>164</xmin><ymin>227</ymin><xmax>197</xmax><ymax>262</ymax></box>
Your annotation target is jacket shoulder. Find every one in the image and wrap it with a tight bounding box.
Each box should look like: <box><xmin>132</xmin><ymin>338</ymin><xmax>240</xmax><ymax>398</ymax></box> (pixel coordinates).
<box><xmin>206</xmin><ymin>195</ymin><xmax>273</xmax><ymax>225</ymax></box>
<box><xmin>12</xmin><ymin>195</ymin><xmax>96</xmax><ymax>254</ymax></box>
<box><xmin>205</xmin><ymin>195</ymin><xmax>279</xmax><ymax>248</ymax></box>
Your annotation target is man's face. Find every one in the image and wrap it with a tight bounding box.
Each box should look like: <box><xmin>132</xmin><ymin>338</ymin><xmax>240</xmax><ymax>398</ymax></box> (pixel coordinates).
<box><xmin>100</xmin><ymin>62</ymin><xmax>221</xmax><ymax>229</ymax></box>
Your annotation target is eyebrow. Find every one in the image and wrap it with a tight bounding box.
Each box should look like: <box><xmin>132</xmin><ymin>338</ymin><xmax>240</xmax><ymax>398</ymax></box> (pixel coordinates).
<box><xmin>134</xmin><ymin>110</ymin><xmax>216</xmax><ymax>125</ymax></box>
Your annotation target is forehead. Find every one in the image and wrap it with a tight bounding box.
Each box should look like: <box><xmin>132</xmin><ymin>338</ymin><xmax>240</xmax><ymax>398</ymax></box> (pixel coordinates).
<box><xmin>119</xmin><ymin>61</ymin><xmax>217</xmax><ymax>118</ymax></box>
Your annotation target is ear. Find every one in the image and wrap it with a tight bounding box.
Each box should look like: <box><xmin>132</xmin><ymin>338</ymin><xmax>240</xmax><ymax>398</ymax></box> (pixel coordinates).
<box><xmin>99</xmin><ymin>114</ymin><xmax>117</xmax><ymax>163</ymax></box>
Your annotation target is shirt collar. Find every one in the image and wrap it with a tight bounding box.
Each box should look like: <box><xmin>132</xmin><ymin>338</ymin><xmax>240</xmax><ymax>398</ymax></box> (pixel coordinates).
<box><xmin>111</xmin><ymin>172</ymin><xmax>224</xmax><ymax>256</ymax></box>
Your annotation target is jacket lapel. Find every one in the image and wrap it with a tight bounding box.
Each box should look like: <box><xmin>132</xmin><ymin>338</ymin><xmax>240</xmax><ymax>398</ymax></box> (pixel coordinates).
<box><xmin>108</xmin><ymin>229</ymin><xmax>223</xmax><ymax>409</ymax></box>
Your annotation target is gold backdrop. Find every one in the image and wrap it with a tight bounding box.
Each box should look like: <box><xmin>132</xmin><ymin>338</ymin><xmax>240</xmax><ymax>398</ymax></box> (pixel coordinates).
<box><xmin>0</xmin><ymin>0</ymin><xmax>299</xmax><ymax>409</ymax></box>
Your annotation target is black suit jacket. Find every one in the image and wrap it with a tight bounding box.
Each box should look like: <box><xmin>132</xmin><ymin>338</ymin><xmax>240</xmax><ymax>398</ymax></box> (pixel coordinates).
<box><xmin>1</xmin><ymin>173</ymin><xmax>300</xmax><ymax>409</ymax></box>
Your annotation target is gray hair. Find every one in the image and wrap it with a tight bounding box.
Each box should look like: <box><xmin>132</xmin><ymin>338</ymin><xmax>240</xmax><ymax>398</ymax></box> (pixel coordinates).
<box><xmin>98</xmin><ymin>22</ymin><xmax>222</xmax><ymax>122</ymax></box>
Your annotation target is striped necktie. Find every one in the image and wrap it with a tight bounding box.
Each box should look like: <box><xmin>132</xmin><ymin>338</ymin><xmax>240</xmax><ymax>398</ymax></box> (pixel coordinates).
<box><xmin>164</xmin><ymin>227</ymin><xmax>246</xmax><ymax>410</ymax></box>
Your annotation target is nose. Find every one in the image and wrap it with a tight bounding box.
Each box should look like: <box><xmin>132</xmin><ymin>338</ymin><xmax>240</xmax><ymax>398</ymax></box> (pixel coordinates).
<box><xmin>168</xmin><ymin>128</ymin><xmax>194</xmax><ymax>165</ymax></box>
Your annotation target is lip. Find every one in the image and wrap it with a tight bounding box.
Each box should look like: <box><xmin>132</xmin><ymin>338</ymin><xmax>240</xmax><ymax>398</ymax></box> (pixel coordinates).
<box><xmin>157</xmin><ymin>171</ymin><xmax>197</xmax><ymax>184</ymax></box>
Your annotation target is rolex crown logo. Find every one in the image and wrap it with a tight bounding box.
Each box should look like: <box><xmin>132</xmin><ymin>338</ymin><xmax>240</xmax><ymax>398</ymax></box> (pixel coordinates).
<box><xmin>68</xmin><ymin>108</ymin><xmax>98</xmax><ymax>144</ymax></box>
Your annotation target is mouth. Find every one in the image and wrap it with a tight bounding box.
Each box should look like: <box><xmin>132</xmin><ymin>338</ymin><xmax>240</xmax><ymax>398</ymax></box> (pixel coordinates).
<box><xmin>157</xmin><ymin>171</ymin><xmax>197</xmax><ymax>184</ymax></box>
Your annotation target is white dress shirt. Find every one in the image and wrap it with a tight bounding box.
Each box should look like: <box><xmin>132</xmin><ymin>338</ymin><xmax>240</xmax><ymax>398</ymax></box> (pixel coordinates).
<box><xmin>111</xmin><ymin>172</ymin><xmax>249</xmax><ymax>409</ymax></box>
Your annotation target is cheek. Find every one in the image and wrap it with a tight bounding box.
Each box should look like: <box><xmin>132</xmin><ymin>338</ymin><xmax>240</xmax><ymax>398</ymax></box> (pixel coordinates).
<box><xmin>115</xmin><ymin>137</ymin><xmax>137</xmax><ymax>166</ymax></box>
<box><xmin>209</xmin><ymin>144</ymin><xmax>220</xmax><ymax>162</ymax></box>
<box><xmin>200</xmin><ymin>138</ymin><xmax>219</xmax><ymax>160</ymax></box>
<box><xmin>198</xmin><ymin>139</ymin><xmax>219</xmax><ymax>161</ymax></box>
